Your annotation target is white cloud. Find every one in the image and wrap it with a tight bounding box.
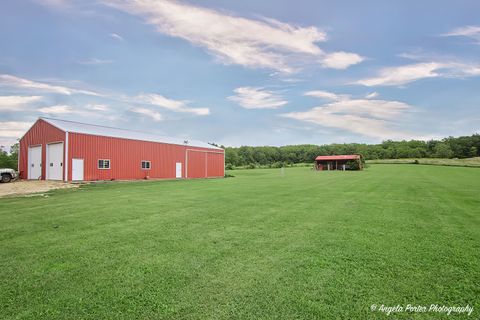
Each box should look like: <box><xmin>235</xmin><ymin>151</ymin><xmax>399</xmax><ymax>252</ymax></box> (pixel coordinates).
<box><xmin>0</xmin><ymin>96</ymin><xmax>42</xmax><ymax>111</ymax></box>
<box><xmin>103</xmin><ymin>0</ymin><xmax>362</xmax><ymax>73</ymax></box>
<box><xmin>0</xmin><ymin>74</ymin><xmax>209</xmax><ymax>118</ymax></box>
<box><xmin>279</xmin><ymin>77</ymin><xmax>304</xmax><ymax>83</ymax></box>
<box><xmin>38</xmin><ymin>105</ymin><xmax>76</xmax><ymax>114</ymax></box>
<box><xmin>38</xmin><ymin>105</ymin><xmax>100</xmax><ymax>118</ymax></box>
<box><xmin>0</xmin><ymin>73</ymin><xmax>209</xmax><ymax>116</ymax></box>
<box><xmin>85</xmin><ymin>104</ymin><xmax>110</xmax><ymax>111</ymax></box>
<box><xmin>35</xmin><ymin>104</ymin><xmax>121</xmax><ymax>123</ymax></box>
<box><xmin>356</xmin><ymin>62</ymin><xmax>442</xmax><ymax>86</ymax></box>
<box><xmin>365</xmin><ymin>92</ymin><xmax>379</xmax><ymax>99</ymax></box>
<box><xmin>35</xmin><ymin>104</ymin><xmax>125</xmax><ymax>127</ymax></box>
<box><xmin>130</xmin><ymin>107</ymin><xmax>163</xmax><ymax>121</ymax></box>
<box><xmin>304</xmin><ymin>90</ymin><xmax>348</xmax><ymax>101</ymax></box>
<box><xmin>136</xmin><ymin>94</ymin><xmax>210</xmax><ymax>115</ymax></box>
<box><xmin>0</xmin><ymin>74</ymin><xmax>101</xmax><ymax>96</ymax></box>
<box><xmin>137</xmin><ymin>94</ymin><xmax>185</xmax><ymax>110</ymax></box>
<box><xmin>0</xmin><ymin>121</ymin><xmax>32</xmax><ymax>145</ymax></box>
<box><xmin>281</xmin><ymin>90</ymin><xmax>413</xmax><ymax>139</ymax></box>
<box><xmin>322</xmin><ymin>98</ymin><xmax>410</xmax><ymax>120</ymax></box>
<box><xmin>228</xmin><ymin>87</ymin><xmax>288</xmax><ymax>109</ymax></box>
<box><xmin>110</xmin><ymin>33</ymin><xmax>124</xmax><ymax>41</ymax></box>
<box><xmin>356</xmin><ymin>61</ymin><xmax>480</xmax><ymax>86</ymax></box>
<box><xmin>446</xmin><ymin>62</ymin><xmax>480</xmax><ymax>77</ymax></box>
<box><xmin>78</xmin><ymin>58</ymin><xmax>114</xmax><ymax>65</ymax></box>
<box><xmin>441</xmin><ymin>25</ymin><xmax>480</xmax><ymax>43</ymax></box>
<box><xmin>320</xmin><ymin>51</ymin><xmax>364</xmax><ymax>69</ymax></box>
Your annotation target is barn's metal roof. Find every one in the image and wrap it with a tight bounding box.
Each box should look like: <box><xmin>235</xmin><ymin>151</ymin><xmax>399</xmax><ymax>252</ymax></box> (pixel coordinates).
<box><xmin>41</xmin><ymin>117</ymin><xmax>223</xmax><ymax>150</ymax></box>
<box><xmin>315</xmin><ymin>155</ymin><xmax>360</xmax><ymax>161</ymax></box>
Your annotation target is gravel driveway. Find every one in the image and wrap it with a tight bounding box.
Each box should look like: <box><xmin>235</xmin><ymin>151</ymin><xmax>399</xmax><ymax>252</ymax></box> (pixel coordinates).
<box><xmin>0</xmin><ymin>180</ymin><xmax>78</xmax><ymax>197</ymax></box>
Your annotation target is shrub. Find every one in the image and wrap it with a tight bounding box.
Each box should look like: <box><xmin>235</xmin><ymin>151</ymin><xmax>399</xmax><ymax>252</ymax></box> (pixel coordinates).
<box><xmin>345</xmin><ymin>160</ymin><xmax>360</xmax><ymax>170</ymax></box>
<box><xmin>225</xmin><ymin>163</ymin><xmax>235</xmax><ymax>170</ymax></box>
<box><xmin>271</xmin><ymin>161</ymin><xmax>285</xmax><ymax>168</ymax></box>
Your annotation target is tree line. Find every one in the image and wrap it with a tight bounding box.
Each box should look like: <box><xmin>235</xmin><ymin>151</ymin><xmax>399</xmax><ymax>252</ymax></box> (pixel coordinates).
<box><xmin>0</xmin><ymin>143</ymin><xmax>19</xmax><ymax>169</ymax></box>
<box><xmin>220</xmin><ymin>134</ymin><xmax>480</xmax><ymax>168</ymax></box>
<box><xmin>1</xmin><ymin>134</ymin><xmax>479</xmax><ymax>170</ymax></box>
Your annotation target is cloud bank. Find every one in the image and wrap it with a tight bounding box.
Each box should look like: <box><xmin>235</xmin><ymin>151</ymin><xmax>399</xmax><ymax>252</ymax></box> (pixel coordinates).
<box><xmin>356</xmin><ymin>62</ymin><xmax>480</xmax><ymax>86</ymax></box>
<box><xmin>136</xmin><ymin>94</ymin><xmax>210</xmax><ymax>115</ymax></box>
<box><xmin>0</xmin><ymin>96</ymin><xmax>42</xmax><ymax>111</ymax></box>
<box><xmin>228</xmin><ymin>87</ymin><xmax>288</xmax><ymax>109</ymax></box>
<box><xmin>102</xmin><ymin>0</ymin><xmax>363</xmax><ymax>73</ymax></box>
<box><xmin>441</xmin><ymin>25</ymin><xmax>480</xmax><ymax>44</ymax></box>
<box><xmin>0</xmin><ymin>74</ymin><xmax>101</xmax><ymax>96</ymax></box>
<box><xmin>282</xmin><ymin>90</ymin><xmax>413</xmax><ymax>139</ymax></box>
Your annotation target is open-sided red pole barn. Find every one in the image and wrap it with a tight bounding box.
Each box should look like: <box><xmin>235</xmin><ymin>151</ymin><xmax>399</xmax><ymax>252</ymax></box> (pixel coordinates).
<box><xmin>19</xmin><ymin>117</ymin><xmax>225</xmax><ymax>181</ymax></box>
<box><xmin>314</xmin><ymin>155</ymin><xmax>363</xmax><ymax>171</ymax></box>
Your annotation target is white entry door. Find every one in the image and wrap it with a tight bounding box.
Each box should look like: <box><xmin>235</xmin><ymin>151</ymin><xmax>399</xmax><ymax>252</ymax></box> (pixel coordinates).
<box><xmin>175</xmin><ymin>162</ymin><xmax>182</xmax><ymax>178</ymax></box>
<box><xmin>72</xmin><ymin>159</ymin><xmax>84</xmax><ymax>181</ymax></box>
<box><xmin>28</xmin><ymin>145</ymin><xmax>42</xmax><ymax>180</ymax></box>
<box><xmin>46</xmin><ymin>142</ymin><xmax>64</xmax><ymax>180</ymax></box>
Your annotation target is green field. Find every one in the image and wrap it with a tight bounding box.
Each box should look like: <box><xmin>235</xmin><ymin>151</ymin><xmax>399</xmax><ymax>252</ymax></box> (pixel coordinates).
<box><xmin>367</xmin><ymin>157</ymin><xmax>480</xmax><ymax>167</ymax></box>
<box><xmin>1</xmin><ymin>165</ymin><xmax>479</xmax><ymax>319</ymax></box>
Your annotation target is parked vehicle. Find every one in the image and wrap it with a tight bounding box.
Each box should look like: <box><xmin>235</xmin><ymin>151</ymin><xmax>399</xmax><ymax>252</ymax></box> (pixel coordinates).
<box><xmin>0</xmin><ymin>168</ymin><xmax>17</xmax><ymax>183</ymax></box>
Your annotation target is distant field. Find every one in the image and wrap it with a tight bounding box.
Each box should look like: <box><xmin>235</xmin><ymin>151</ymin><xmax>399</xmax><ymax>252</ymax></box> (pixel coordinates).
<box><xmin>367</xmin><ymin>157</ymin><xmax>480</xmax><ymax>167</ymax></box>
<box><xmin>1</xmin><ymin>165</ymin><xmax>479</xmax><ymax>319</ymax></box>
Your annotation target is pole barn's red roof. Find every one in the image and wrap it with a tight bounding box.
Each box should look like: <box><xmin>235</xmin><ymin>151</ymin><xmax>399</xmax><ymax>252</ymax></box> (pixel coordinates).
<box><xmin>315</xmin><ymin>155</ymin><xmax>361</xmax><ymax>161</ymax></box>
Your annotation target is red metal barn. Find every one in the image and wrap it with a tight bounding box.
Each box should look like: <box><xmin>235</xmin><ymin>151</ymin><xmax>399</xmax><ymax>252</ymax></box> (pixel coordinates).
<box><xmin>19</xmin><ymin>117</ymin><xmax>225</xmax><ymax>181</ymax></box>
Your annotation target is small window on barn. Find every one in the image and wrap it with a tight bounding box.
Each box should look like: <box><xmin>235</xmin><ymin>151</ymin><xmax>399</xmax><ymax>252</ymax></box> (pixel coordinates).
<box><xmin>98</xmin><ymin>159</ymin><xmax>110</xmax><ymax>169</ymax></box>
<box><xmin>141</xmin><ymin>160</ymin><xmax>151</xmax><ymax>170</ymax></box>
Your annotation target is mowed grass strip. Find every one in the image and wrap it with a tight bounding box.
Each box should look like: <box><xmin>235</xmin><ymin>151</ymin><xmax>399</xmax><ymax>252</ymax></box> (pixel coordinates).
<box><xmin>367</xmin><ymin>157</ymin><xmax>480</xmax><ymax>167</ymax></box>
<box><xmin>0</xmin><ymin>165</ymin><xmax>479</xmax><ymax>319</ymax></box>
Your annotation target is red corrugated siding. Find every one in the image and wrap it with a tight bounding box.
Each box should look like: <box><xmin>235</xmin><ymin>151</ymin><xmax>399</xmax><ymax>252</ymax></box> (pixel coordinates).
<box><xmin>68</xmin><ymin>133</ymin><xmax>224</xmax><ymax>181</ymax></box>
<box><xmin>19</xmin><ymin>119</ymin><xmax>66</xmax><ymax>180</ymax></box>
<box><xmin>186</xmin><ymin>149</ymin><xmax>207</xmax><ymax>178</ymax></box>
<box><xmin>207</xmin><ymin>152</ymin><xmax>224</xmax><ymax>177</ymax></box>
<box><xmin>186</xmin><ymin>149</ymin><xmax>224</xmax><ymax>178</ymax></box>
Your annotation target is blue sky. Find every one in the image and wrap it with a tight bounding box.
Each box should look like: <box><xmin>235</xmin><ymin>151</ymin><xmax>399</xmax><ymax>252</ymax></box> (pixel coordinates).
<box><xmin>1</xmin><ymin>0</ymin><xmax>479</xmax><ymax>148</ymax></box>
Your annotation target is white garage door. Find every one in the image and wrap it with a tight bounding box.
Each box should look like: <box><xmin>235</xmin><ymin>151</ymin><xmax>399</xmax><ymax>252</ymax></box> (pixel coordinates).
<box><xmin>28</xmin><ymin>145</ymin><xmax>42</xmax><ymax>180</ymax></box>
<box><xmin>46</xmin><ymin>142</ymin><xmax>64</xmax><ymax>180</ymax></box>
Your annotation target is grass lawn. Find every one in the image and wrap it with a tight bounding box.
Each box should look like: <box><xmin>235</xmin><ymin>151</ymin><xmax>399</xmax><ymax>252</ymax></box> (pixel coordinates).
<box><xmin>1</xmin><ymin>165</ymin><xmax>479</xmax><ymax>319</ymax></box>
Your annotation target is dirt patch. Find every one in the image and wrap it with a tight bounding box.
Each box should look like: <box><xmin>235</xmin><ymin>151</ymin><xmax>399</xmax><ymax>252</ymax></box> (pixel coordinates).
<box><xmin>0</xmin><ymin>180</ymin><xmax>78</xmax><ymax>198</ymax></box>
